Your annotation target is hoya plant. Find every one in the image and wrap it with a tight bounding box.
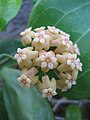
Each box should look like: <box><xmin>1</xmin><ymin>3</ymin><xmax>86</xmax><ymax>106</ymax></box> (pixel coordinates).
<box><xmin>0</xmin><ymin>0</ymin><xmax>90</xmax><ymax>120</ymax></box>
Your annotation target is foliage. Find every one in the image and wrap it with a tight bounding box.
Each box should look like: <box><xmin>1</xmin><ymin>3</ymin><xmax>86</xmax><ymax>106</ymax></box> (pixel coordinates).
<box><xmin>0</xmin><ymin>39</ymin><xmax>22</xmax><ymax>67</ymax></box>
<box><xmin>65</xmin><ymin>105</ymin><xmax>82</xmax><ymax>120</ymax></box>
<box><xmin>0</xmin><ymin>67</ymin><xmax>54</xmax><ymax>120</ymax></box>
<box><xmin>0</xmin><ymin>88</ymin><xmax>9</xmax><ymax>120</ymax></box>
<box><xmin>0</xmin><ymin>0</ymin><xmax>22</xmax><ymax>31</ymax></box>
<box><xmin>0</xmin><ymin>0</ymin><xmax>90</xmax><ymax>119</ymax></box>
<box><xmin>28</xmin><ymin>0</ymin><xmax>90</xmax><ymax>99</ymax></box>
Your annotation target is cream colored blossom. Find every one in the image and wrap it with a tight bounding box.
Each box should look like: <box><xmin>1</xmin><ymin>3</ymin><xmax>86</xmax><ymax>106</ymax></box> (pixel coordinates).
<box><xmin>34</xmin><ymin>26</ymin><xmax>45</xmax><ymax>32</ymax></box>
<box><xmin>65</xmin><ymin>73</ymin><xmax>76</xmax><ymax>89</ymax></box>
<box><xmin>20</xmin><ymin>27</ymin><xmax>32</xmax><ymax>36</ymax></box>
<box><xmin>67</xmin><ymin>54</ymin><xmax>82</xmax><ymax>71</ymax></box>
<box><xmin>38</xmin><ymin>75</ymin><xmax>57</xmax><ymax>99</ymax></box>
<box><xmin>17</xmin><ymin>74</ymin><xmax>31</xmax><ymax>87</ymax></box>
<box><xmin>47</xmin><ymin>26</ymin><xmax>60</xmax><ymax>34</ymax></box>
<box><xmin>55</xmin><ymin>42</ymin><xmax>73</xmax><ymax>54</ymax></box>
<box><xmin>56</xmin><ymin>53</ymin><xmax>72</xmax><ymax>72</ymax></box>
<box><xmin>51</xmin><ymin>38</ymin><xmax>61</xmax><ymax>47</ymax></box>
<box><xmin>39</xmin><ymin>50</ymin><xmax>58</xmax><ymax>71</ymax></box>
<box><xmin>56</xmin><ymin>72</ymin><xmax>77</xmax><ymax>92</ymax></box>
<box><xmin>67</xmin><ymin>54</ymin><xmax>77</xmax><ymax>70</ymax></box>
<box><xmin>75</xmin><ymin>58</ymin><xmax>82</xmax><ymax>71</ymax></box>
<box><xmin>18</xmin><ymin>67</ymin><xmax>38</xmax><ymax>87</ymax></box>
<box><xmin>72</xmin><ymin>69</ymin><xmax>78</xmax><ymax>81</ymax></box>
<box><xmin>20</xmin><ymin>27</ymin><xmax>35</xmax><ymax>46</ymax></box>
<box><xmin>60</xmin><ymin>30</ymin><xmax>70</xmax><ymax>40</ymax></box>
<box><xmin>73</xmin><ymin>44</ymin><xmax>80</xmax><ymax>55</ymax></box>
<box><xmin>14</xmin><ymin>47</ymin><xmax>38</xmax><ymax>69</ymax></box>
<box><xmin>33</xmin><ymin>31</ymin><xmax>50</xmax><ymax>43</ymax></box>
<box><xmin>32</xmin><ymin>31</ymin><xmax>52</xmax><ymax>51</ymax></box>
<box><xmin>14</xmin><ymin>48</ymin><xmax>27</xmax><ymax>64</ymax></box>
<box><xmin>61</xmin><ymin>39</ymin><xmax>73</xmax><ymax>48</ymax></box>
<box><xmin>15</xmin><ymin>26</ymin><xmax>83</xmax><ymax>95</ymax></box>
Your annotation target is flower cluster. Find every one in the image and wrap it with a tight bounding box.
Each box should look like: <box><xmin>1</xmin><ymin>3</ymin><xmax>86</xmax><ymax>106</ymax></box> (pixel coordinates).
<box><xmin>14</xmin><ymin>26</ymin><xmax>82</xmax><ymax>99</ymax></box>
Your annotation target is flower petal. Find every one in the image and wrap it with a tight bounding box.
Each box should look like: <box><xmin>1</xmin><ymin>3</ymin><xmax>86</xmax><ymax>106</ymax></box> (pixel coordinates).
<box><xmin>48</xmin><ymin>62</ymin><xmax>54</xmax><ymax>69</ymax></box>
<box><xmin>41</xmin><ymin>62</ymin><xmax>47</xmax><ymax>68</ymax></box>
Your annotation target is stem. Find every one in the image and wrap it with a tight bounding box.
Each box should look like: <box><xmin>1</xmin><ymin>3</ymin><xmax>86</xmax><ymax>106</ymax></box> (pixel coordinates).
<box><xmin>0</xmin><ymin>53</ymin><xmax>16</xmax><ymax>61</ymax></box>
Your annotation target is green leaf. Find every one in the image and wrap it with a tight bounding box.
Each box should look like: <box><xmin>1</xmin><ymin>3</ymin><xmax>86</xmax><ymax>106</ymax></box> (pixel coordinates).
<box><xmin>65</xmin><ymin>105</ymin><xmax>82</xmax><ymax>120</ymax></box>
<box><xmin>0</xmin><ymin>39</ymin><xmax>22</xmax><ymax>66</ymax></box>
<box><xmin>1</xmin><ymin>67</ymin><xmax>54</xmax><ymax>120</ymax></box>
<box><xmin>0</xmin><ymin>0</ymin><xmax>22</xmax><ymax>31</ymax></box>
<box><xmin>0</xmin><ymin>87</ymin><xmax>9</xmax><ymax>120</ymax></box>
<box><xmin>28</xmin><ymin>0</ymin><xmax>90</xmax><ymax>99</ymax></box>
<box><xmin>0</xmin><ymin>39</ymin><xmax>22</xmax><ymax>54</ymax></box>
<box><xmin>31</xmin><ymin>0</ymin><xmax>38</xmax><ymax>3</ymax></box>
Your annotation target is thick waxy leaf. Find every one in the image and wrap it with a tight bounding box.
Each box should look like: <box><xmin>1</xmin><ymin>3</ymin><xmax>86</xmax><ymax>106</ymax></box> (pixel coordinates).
<box><xmin>65</xmin><ymin>105</ymin><xmax>82</xmax><ymax>120</ymax></box>
<box><xmin>0</xmin><ymin>87</ymin><xmax>8</xmax><ymax>120</ymax></box>
<box><xmin>1</xmin><ymin>67</ymin><xmax>54</xmax><ymax>120</ymax></box>
<box><xmin>0</xmin><ymin>0</ymin><xmax>22</xmax><ymax>31</ymax></box>
<box><xmin>0</xmin><ymin>39</ymin><xmax>22</xmax><ymax>54</ymax></box>
<box><xmin>0</xmin><ymin>39</ymin><xmax>22</xmax><ymax>66</ymax></box>
<box><xmin>28</xmin><ymin>0</ymin><xmax>90</xmax><ymax>99</ymax></box>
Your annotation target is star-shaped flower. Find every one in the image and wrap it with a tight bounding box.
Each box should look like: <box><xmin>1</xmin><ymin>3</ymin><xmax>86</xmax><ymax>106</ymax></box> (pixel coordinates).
<box><xmin>65</xmin><ymin>73</ymin><xmax>76</xmax><ymax>89</ymax></box>
<box><xmin>47</xmin><ymin>26</ymin><xmax>60</xmax><ymax>34</ymax></box>
<box><xmin>73</xmin><ymin>44</ymin><xmax>80</xmax><ymax>55</ymax></box>
<box><xmin>67</xmin><ymin>54</ymin><xmax>77</xmax><ymax>70</ymax></box>
<box><xmin>75</xmin><ymin>58</ymin><xmax>82</xmax><ymax>71</ymax></box>
<box><xmin>20</xmin><ymin>27</ymin><xmax>35</xmax><ymax>46</ymax></box>
<box><xmin>14</xmin><ymin>47</ymin><xmax>38</xmax><ymax>69</ymax></box>
<box><xmin>38</xmin><ymin>75</ymin><xmax>57</xmax><ymax>99</ymax></box>
<box><xmin>17</xmin><ymin>74</ymin><xmax>31</xmax><ymax>87</ymax></box>
<box><xmin>14</xmin><ymin>48</ymin><xmax>27</xmax><ymax>64</ymax></box>
<box><xmin>18</xmin><ymin>67</ymin><xmax>38</xmax><ymax>87</ymax></box>
<box><xmin>34</xmin><ymin>26</ymin><xmax>45</xmax><ymax>32</ymax></box>
<box><xmin>32</xmin><ymin>31</ymin><xmax>52</xmax><ymax>51</ymax></box>
<box><xmin>39</xmin><ymin>50</ymin><xmax>58</xmax><ymax>72</ymax></box>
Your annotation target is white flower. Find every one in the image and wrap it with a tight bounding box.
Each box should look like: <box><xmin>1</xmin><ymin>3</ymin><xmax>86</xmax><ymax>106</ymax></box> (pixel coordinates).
<box><xmin>47</xmin><ymin>26</ymin><xmax>60</xmax><ymax>34</ymax></box>
<box><xmin>65</xmin><ymin>73</ymin><xmax>76</xmax><ymax>89</ymax></box>
<box><xmin>61</xmin><ymin>39</ymin><xmax>73</xmax><ymax>48</ymax></box>
<box><xmin>14</xmin><ymin>48</ymin><xmax>27</xmax><ymax>63</ymax></box>
<box><xmin>14</xmin><ymin>47</ymin><xmax>38</xmax><ymax>69</ymax></box>
<box><xmin>42</xmin><ymin>88</ymin><xmax>57</xmax><ymax>99</ymax></box>
<box><xmin>60</xmin><ymin>30</ymin><xmax>70</xmax><ymax>40</ymax></box>
<box><xmin>18</xmin><ymin>67</ymin><xmax>38</xmax><ymax>88</ymax></box>
<box><xmin>65</xmin><ymin>79</ymin><xmax>76</xmax><ymax>89</ymax></box>
<box><xmin>73</xmin><ymin>44</ymin><xmax>80</xmax><ymax>55</ymax></box>
<box><xmin>20</xmin><ymin>27</ymin><xmax>32</xmax><ymax>36</ymax></box>
<box><xmin>75</xmin><ymin>58</ymin><xmax>82</xmax><ymax>71</ymax></box>
<box><xmin>34</xmin><ymin>26</ymin><xmax>45</xmax><ymax>32</ymax></box>
<box><xmin>67</xmin><ymin>54</ymin><xmax>77</xmax><ymax>69</ymax></box>
<box><xmin>38</xmin><ymin>75</ymin><xmax>57</xmax><ymax>99</ymax></box>
<box><xmin>33</xmin><ymin>31</ymin><xmax>47</xmax><ymax>44</ymax></box>
<box><xmin>39</xmin><ymin>50</ymin><xmax>58</xmax><ymax>70</ymax></box>
<box><xmin>17</xmin><ymin>74</ymin><xmax>31</xmax><ymax>87</ymax></box>
<box><xmin>20</xmin><ymin>27</ymin><xmax>35</xmax><ymax>46</ymax></box>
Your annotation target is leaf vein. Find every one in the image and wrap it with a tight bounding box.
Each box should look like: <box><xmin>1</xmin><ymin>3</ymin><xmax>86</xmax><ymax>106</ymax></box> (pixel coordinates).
<box><xmin>78</xmin><ymin>69</ymin><xmax>90</xmax><ymax>79</ymax></box>
<box><xmin>75</xmin><ymin>27</ymin><xmax>90</xmax><ymax>43</ymax></box>
<box><xmin>55</xmin><ymin>2</ymin><xmax>90</xmax><ymax>26</ymax></box>
<box><xmin>32</xmin><ymin>5</ymin><xmax>65</xmax><ymax>27</ymax></box>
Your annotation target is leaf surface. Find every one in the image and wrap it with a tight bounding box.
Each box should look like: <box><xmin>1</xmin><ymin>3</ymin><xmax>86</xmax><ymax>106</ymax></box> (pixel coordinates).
<box><xmin>1</xmin><ymin>67</ymin><xmax>54</xmax><ymax>120</ymax></box>
<box><xmin>0</xmin><ymin>0</ymin><xmax>22</xmax><ymax>31</ymax></box>
<box><xmin>28</xmin><ymin>0</ymin><xmax>90</xmax><ymax>99</ymax></box>
<box><xmin>65</xmin><ymin>105</ymin><xmax>82</xmax><ymax>120</ymax></box>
